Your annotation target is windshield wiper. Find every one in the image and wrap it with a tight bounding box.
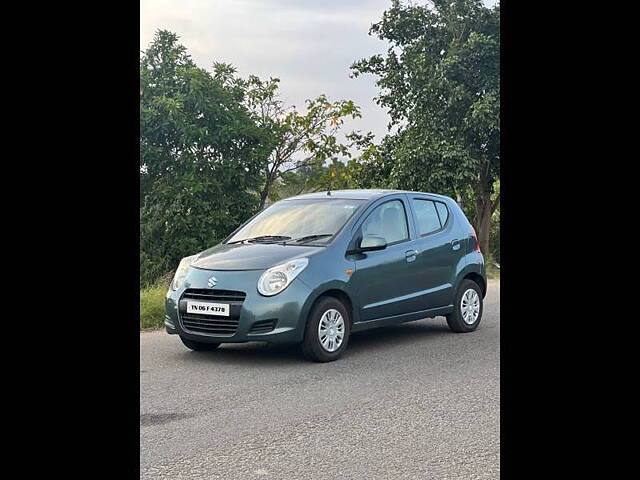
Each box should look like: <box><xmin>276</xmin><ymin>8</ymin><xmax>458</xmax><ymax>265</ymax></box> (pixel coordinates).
<box><xmin>285</xmin><ymin>234</ymin><xmax>333</xmax><ymax>245</ymax></box>
<box><xmin>227</xmin><ymin>235</ymin><xmax>292</xmax><ymax>245</ymax></box>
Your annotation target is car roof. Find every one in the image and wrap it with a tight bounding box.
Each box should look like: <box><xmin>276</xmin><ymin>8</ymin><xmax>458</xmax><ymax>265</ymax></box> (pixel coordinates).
<box><xmin>282</xmin><ymin>189</ymin><xmax>453</xmax><ymax>202</ymax></box>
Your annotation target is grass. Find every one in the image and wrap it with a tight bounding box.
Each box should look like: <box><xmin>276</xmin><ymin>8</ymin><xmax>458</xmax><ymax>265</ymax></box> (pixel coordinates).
<box><xmin>140</xmin><ymin>274</ymin><xmax>172</xmax><ymax>330</ymax></box>
<box><xmin>486</xmin><ymin>259</ymin><xmax>501</xmax><ymax>280</ymax></box>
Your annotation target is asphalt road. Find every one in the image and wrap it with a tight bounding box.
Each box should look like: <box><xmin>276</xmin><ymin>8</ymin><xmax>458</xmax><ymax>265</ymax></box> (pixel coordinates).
<box><xmin>140</xmin><ymin>280</ymin><xmax>500</xmax><ymax>479</ymax></box>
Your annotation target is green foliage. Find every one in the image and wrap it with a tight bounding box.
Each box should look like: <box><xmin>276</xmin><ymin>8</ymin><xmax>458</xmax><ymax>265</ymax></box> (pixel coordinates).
<box><xmin>140</xmin><ymin>13</ymin><xmax>501</xmax><ymax>287</ymax></box>
<box><xmin>267</xmin><ymin>157</ymin><xmax>357</xmax><ymax>202</ymax></box>
<box><xmin>351</xmin><ymin>0</ymin><xmax>500</xmax><ymax>252</ymax></box>
<box><xmin>490</xmin><ymin>207</ymin><xmax>500</xmax><ymax>263</ymax></box>
<box><xmin>140</xmin><ymin>286</ymin><xmax>167</xmax><ymax>330</ymax></box>
<box><xmin>140</xmin><ymin>273</ymin><xmax>172</xmax><ymax>330</ymax></box>
<box><xmin>140</xmin><ymin>31</ymin><xmax>268</xmax><ymax>286</ymax></box>
<box><xmin>268</xmin><ymin>164</ymin><xmax>324</xmax><ymax>201</ymax></box>
<box><xmin>346</xmin><ymin>133</ymin><xmax>397</xmax><ymax>189</ymax></box>
<box><xmin>140</xmin><ymin>31</ymin><xmax>364</xmax><ymax>286</ymax></box>
<box><xmin>219</xmin><ymin>70</ymin><xmax>363</xmax><ymax>207</ymax></box>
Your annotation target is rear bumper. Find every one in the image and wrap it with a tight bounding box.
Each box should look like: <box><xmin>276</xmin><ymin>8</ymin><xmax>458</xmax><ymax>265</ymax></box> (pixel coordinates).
<box><xmin>165</xmin><ymin>267</ymin><xmax>313</xmax><ymax>344</ymax></box>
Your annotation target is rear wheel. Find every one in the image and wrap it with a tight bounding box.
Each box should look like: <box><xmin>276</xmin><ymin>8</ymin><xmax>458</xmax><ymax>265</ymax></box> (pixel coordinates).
<box><xmin>446</xmin><ymin>279</ymin><xmax>483</xmax><ymax>333</ymax></box>
<box><xmin>301</xmin><ymin>296</ymin><xmax>351</xmax><ymax>362</ymax></box>
<box><xmin>179</xmin><ymin>336</ymin><xmax>221</xmax><ymax>351</ymax></box>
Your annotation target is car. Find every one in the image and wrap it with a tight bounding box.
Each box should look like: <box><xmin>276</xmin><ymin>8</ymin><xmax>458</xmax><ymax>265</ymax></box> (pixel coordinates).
<box><xmin>165</xmin><ymin>189</ymin><xmax>486</xmax><ymax>362</ymax></box>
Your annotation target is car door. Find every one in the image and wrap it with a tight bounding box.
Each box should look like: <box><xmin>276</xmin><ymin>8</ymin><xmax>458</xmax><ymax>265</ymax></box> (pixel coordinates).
<box><xmin>406</xmin><ymin>196</ymin><xmax>464</xmax><ymax>309</ymax></box>
<box><xmin>350</xmin><ymin>196</ymin><xmax>425</xmax><ymax>322</ymax></box>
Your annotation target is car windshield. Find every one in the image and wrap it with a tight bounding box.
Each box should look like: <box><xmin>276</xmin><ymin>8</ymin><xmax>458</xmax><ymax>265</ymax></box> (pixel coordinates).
<box><xmin>227</xmin><ymin>198</ymin><xmax>365</xmax><ymax>245</ymax></box>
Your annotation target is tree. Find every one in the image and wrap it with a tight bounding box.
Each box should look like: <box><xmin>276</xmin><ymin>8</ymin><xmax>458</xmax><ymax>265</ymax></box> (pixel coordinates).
<box><xmin>351</xmin><ymin>0</ymin><xmax>500</xmax><ymax>254</ymax></box>
<box><xmin>140</xmin><ymin>31</ymin><xmax>268</xmax><ymax>285</ymax></box>
<box><xmin>214</xmin><ymin>68</ymin><xmax>362</xmax><ymax>208</ymax></box>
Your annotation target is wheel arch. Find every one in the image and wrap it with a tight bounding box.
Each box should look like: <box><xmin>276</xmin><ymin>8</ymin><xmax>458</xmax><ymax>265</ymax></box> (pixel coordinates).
<box><xmin>303</xmin><ymin>284</ymin><xmax>356</xmax><ymax>328</ymax></box>
<box><xmin>462</xmin><ymin>271</ymin><xmax>486</xmax><ymax>298</ymax></box>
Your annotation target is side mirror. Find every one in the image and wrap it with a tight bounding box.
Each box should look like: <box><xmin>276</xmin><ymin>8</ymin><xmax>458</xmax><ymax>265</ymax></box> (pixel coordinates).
<box><xmin>359</xmin><ymin>234</ymin><xmax>387</xmax><ymax>252</ymax></box>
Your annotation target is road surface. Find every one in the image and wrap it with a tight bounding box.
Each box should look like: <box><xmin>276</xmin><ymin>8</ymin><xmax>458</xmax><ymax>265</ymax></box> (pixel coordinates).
<box><xmin>140</xmin><ymin>280</ymin><xmax>500</xmax><ymax>479</ymax></box>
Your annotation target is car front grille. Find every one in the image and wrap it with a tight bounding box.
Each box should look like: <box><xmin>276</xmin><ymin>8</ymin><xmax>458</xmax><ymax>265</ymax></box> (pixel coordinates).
<box><xmin>181</xmin><ymin>289</ymin><xmax>246</xmax><ymax>302</ymax></box>
<box><xmin>179</xmin><ymin>289</ymin><xmax>246</xmax><ymax>336</ymax></box>
<box><xmin>180</xmin><ymin>314</ymin><xmax>239</xmax><ymax>335</ymax></box>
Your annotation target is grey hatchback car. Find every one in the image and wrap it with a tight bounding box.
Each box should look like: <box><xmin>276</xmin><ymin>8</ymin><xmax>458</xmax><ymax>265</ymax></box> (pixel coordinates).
<box><xmin>165</xmin><ymin>189</ymin><xmax>486</xmax><ymax>362</ymax></box>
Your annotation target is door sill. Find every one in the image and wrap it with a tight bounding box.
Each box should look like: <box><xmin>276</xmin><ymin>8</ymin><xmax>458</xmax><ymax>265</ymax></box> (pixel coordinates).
<box><xmin>352</xmin><ymin>305</ymin><xmax>453</xmax><ymax>332</ymax></box>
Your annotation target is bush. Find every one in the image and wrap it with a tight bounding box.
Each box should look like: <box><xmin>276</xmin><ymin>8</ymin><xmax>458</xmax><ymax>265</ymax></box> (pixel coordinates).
<box><xmin>490</xmin><ymin>208</ymin><xmax>500</xmax><ymax>264</ymax></box>
<box><xmin>140</xmin><ymin>275</ymin><xmax>172</xmax><ymax>330</ymax></box>
<box><xmin>139</xmin><ymin>31</ymin><xmax>266</xmax><ymax>288</ymax></box>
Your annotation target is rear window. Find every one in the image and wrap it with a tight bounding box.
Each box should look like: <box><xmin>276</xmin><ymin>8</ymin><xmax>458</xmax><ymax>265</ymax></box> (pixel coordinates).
<box><xmin>435</xmin><ymin>202</ymin><xmax>449</xmax><ymax>226</ymax></box>
<box><xmin>412</xmin><ymin>199</ymin><xmax>449</xmax><ymax>236</ymax></box>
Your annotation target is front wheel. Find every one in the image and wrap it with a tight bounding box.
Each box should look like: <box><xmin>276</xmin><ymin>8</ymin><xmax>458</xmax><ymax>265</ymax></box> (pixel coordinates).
<box><xmin>180</xmin><ymin>336</ymin><xmax>221</xmax><ymax>351</ymax></box>
<box><xmin>301</xmin><ymin>296</ymin><xmax>351</xmax><ymax>362</ymax></box>
<box><xmin>446</xmin><ymin>279</ymin><xmax>483</xmax><ymax>333</ymax></box>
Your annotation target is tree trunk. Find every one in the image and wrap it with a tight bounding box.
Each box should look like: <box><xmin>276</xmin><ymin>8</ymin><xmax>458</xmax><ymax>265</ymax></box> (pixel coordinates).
<box><xmin>474</xmin><ymin>163</ymin><xmax>500</xmax><ymax>259</ymax></box>
<box><xmin>259</xmin><ymin>166</ymin><xmax>276</xmax><ymax>209</ymax></box>
<box><xmin>475</xmin><ymin>195</ymin><xmax>492</xmax><ymax>257</ymax></box>
<box><xmin>259</xmin><ymin>183</ymin><xmax>270</xmax><ymax>209</ymax></box>
<box><xmin>475</xmin><ymin>186</ymin><xmax>499</xmax><ymax>259</ymax></box>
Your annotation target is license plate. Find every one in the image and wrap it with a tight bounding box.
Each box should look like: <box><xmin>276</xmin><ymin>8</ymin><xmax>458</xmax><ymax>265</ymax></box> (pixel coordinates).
<box><xmin>186</xmin><ymin>301</ymin><xmax>230</xmax><ymax>317</ymax></box>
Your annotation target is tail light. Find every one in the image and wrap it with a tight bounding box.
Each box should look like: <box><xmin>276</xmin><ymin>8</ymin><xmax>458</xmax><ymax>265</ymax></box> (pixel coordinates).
<box><xmin>471</xmin><ymin>227</ymin><xmax>481</xmax><ymax>253</ymax></box>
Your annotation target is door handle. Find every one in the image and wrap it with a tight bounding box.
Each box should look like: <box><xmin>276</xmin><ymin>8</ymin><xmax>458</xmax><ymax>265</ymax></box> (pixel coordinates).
<box><xmin>451</xmin><ymin>239</ymin><xmax>461</xmax><ymax>251</ymax></box>
<box><xmin>405</xmin><ymin>250</ymin><xmax>418</xmax><ymax>262</ymax></box>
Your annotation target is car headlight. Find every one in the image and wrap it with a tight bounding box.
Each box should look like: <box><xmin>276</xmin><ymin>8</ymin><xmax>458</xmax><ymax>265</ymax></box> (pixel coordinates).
<box><xmin>171</xmin><ymin>255</ymin><xmax>198</xmax><ymax>291</ymax></box>
<box><xmin>257</xmin><ymin>257</ymin><xmax>309</xmax><ymax>296</ymax></box>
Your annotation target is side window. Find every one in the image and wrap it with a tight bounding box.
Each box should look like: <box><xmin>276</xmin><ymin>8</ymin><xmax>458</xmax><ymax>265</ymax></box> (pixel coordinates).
<box><xmin>361</xmin><ymin>200</ymin><xmax>409</xmax><ymax>244</ymax></box>
<box><xmin>435</xmin><ymin>202</ymin><xmax>449</xmax><ymax>227</ymax></box>
<box><xmin>412</xmin><ymin>199</ymin><xmax>442</xmax><ymax>236</ymax></box>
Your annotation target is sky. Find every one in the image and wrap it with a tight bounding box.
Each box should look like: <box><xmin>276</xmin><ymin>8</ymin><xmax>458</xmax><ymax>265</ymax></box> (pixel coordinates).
<box><xmin>140</xmin><ymin>0</ymin><xmax>497</xmax><ymax>146</ymax></box>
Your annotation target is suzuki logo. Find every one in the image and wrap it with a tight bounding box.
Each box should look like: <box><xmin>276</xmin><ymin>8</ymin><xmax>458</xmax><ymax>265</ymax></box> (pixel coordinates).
<box><xmin>207</xmin><ymin>276</ymin><xmax>217</xmax><ymax>288</ymax></box>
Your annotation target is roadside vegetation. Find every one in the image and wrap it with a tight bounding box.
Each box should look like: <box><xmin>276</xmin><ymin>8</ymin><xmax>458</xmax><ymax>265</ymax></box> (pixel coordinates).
<box><xmin>140</xmin><ymin>275</ymin><xmax>171</xmax><ymax>330</ymax></box>
<box><xmin>486</xmin><ymin>261</ymin><xmax>500</xmax><ymax>280</ymax></box>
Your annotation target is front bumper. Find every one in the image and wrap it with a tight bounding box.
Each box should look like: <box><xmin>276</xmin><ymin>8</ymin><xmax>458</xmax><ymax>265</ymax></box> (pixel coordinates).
<box><xmin>165</xmin><ymin>267</ymin><xmax>313</xmax><ymax>344</ymax></box>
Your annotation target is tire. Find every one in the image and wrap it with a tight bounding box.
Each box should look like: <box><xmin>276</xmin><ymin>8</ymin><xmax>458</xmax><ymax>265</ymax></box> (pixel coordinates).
<box><xmin>446</xmin><ymin>279</ymin><xmax>484</xmax><ymax>333</ymax></box>
<box><xmin>179</xmin><ymin>336</ymin><xmax>221</xmax><ymax>351</ymax></box>
<box><xmin>301</xmin><ymin>296</ymin><xmax>351</xmax><ymax>362</ymax></box>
